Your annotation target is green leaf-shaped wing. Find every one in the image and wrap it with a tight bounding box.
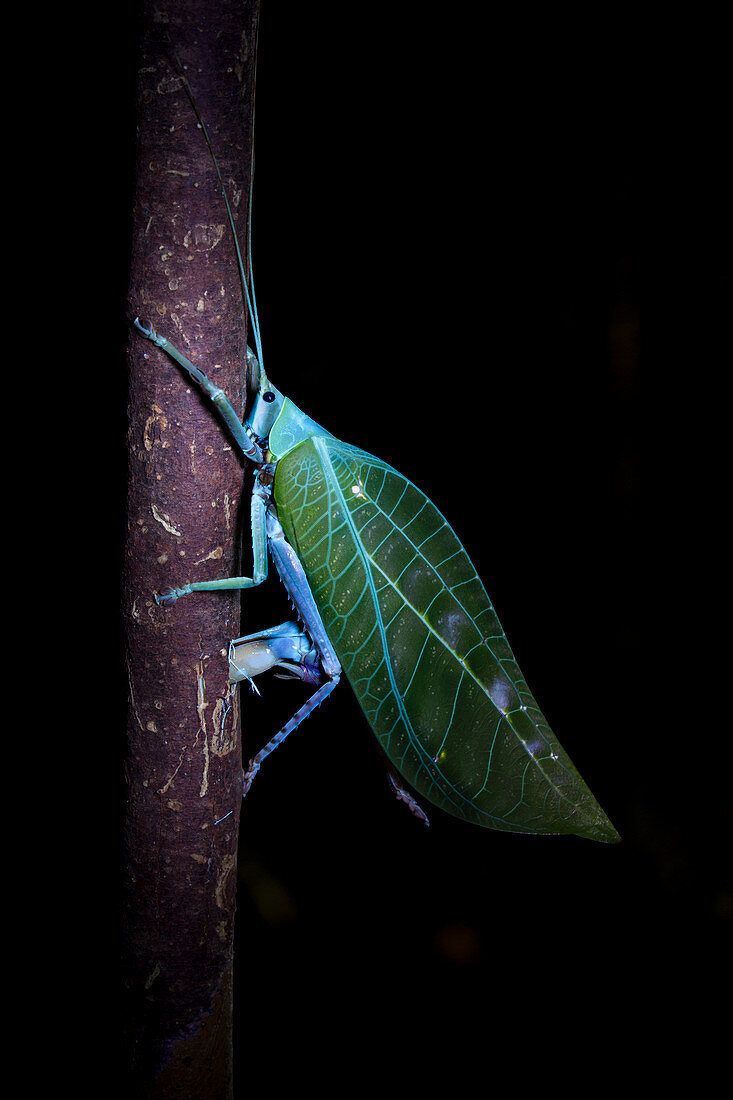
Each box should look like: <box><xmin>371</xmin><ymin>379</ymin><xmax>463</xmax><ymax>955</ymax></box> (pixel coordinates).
<box><xmin>274</xmin><ymin>435</ymin><xmax>618</xmax><ymax>842</ymax></box>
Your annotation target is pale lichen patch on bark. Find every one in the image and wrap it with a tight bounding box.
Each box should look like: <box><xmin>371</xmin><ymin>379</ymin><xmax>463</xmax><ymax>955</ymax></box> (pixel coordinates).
<box><xmin>211</xmin><ymin>688</ymin><xmax>238</xmax><ymax>758</ymax></box>
<box><xmin>158</xmin><ymin>743</ymin><xmax>187</xmax><ymax>795</ymax></box>
<box><xmin>151</xmin><ymin>503</ymin><xmax>182</xmax><ymax>537</ymax></box>
<box><xmin>169</xmin><ymin>312</ymin><xmax>192</xmax><ymax>347</ymax></box>
<box><xmin>184</xmin><ymin>224</ymin><xmax>225</xmax><ymax>253</ymax></box>
<box><xmin>126</xmin><ymin>657</ymin><xmax>145</xmax><ymax>731</ymax></box>
<box><xmin>144</xmin><ymin>963</ymin><xmax>161</xmax><ymax>990</ymax></box>
<box><xmin>143</xmin><ymin>404</ymin><xmax>168</xmax><ymax>451</ymax></box>
<box><xmin>196</xmin><ymin>659</ymin><xmax>210</xmax><ymax>797</ymax></box>
<box><xmin>215</xmin><ymin>853</ymin><xmax>236</xmax><ymax>910</ymax></box>
<box><xmin>156</xmin><ymin>73</ymin><xmax>186</xmax><ymax>97</ymax></box>
<box><xmin>194</xmin><ymin>546</ymin><xmax>223</xmax><ymax>565</ymax></box>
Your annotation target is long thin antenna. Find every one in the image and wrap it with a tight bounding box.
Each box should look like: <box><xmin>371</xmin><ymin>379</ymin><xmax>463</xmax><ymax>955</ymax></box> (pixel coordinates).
<box><xmin>168</xmin><ymin>41</ymin><xmax>265</xmax><ymax>373</ymax></box>
<box><xmin>246</xmin><ymin>22</ymin><xmax>263</xmax><ymax>368</ymax></box>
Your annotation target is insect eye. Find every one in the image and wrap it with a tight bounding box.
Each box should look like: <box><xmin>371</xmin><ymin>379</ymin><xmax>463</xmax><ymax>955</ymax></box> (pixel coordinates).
<box><xmin>263</xmin><ymin>391</ymin><xmax>276</xmax><ymax>403</ymax></box>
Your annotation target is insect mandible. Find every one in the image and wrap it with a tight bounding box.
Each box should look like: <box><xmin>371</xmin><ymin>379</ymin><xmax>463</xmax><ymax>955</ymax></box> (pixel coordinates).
<box><xmin>134</xmin><ymin>62</ymin><xmax>619</xmax><ymax>843</ymax></box>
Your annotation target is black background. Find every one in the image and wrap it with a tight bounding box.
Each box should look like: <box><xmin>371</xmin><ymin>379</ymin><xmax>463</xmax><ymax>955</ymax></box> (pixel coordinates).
<box><xmin>89</xmin><ymin>1</ymin><xmax>728</xmax><ymax>1090</ymax></box>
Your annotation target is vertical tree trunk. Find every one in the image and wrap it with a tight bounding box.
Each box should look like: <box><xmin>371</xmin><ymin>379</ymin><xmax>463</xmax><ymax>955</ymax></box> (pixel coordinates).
<box><xmin>122</xmin><ymin>2</ymin><xmax>259</xmax><ymax>1095</ymax></box>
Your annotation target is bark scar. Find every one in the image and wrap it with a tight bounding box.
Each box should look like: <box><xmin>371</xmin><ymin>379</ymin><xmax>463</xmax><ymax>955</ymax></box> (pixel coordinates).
<box><xmin>211</xmin><ymin>687</ymin><xmax>238</xmax><ymax>757</ymax></box>
<box><xmin>151</xmin><ymin>503</ymin><xmax>182</xmax><ymax>537</ymax></box>
<box><xmin>197</xmin><ymin>656</ymin><xmax>210</xmax><ymax>797</ymax></box>
<box><xmin>158</xmin><ymin>746</ymin><xmax>187</xmax><ymax>795</ymax></box>
<box><xmin>194</xmin><ymin>546</ymin><xmax>223</xmax><ymax>565</ymax></box>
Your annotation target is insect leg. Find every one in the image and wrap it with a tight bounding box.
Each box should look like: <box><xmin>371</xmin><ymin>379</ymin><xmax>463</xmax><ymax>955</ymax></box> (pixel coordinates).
<box><xmin>156</xmin><ymin>471</ymin><xmax>270</xmax><ymax>605</ymax></box>
<box><xmin>388</xmin><ymin>775</ymin><xmax>430</xmax><ymax>827</ymax></box>
<box><xmin>240</xmin><ymin>505</ymin><xmax>342</xmax><ymax>798</ymax></box>
<box><xmin>241</xmin><ymin>677</ymin><xmax>341</xmax><ymax>797</ymax></box>
<box><xmin>133</xmin><ymin>319</ymin><xmax>263</xmax><ymax>463</ymax></box>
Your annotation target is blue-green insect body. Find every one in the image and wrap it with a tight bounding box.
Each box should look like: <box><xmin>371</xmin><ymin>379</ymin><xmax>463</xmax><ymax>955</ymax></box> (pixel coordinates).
<box><xmin>134</xmin><ymin>61</ymin><xmax>618</xmax><ymax>844</ymax></box>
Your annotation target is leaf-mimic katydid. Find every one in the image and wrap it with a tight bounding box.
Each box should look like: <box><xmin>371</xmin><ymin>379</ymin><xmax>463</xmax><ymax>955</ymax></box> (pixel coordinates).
<box><xmin>134</xmin><ymin>57</ymin><xmax>619</xmax><ymax>843</ymax></box>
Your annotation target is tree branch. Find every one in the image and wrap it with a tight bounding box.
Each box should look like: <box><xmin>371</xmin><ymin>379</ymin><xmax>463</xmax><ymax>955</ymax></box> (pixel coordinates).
<box><xmin>122</xmin><ymin>3</ymin><xmax>259</xmax><ymax>1095</ymax></box>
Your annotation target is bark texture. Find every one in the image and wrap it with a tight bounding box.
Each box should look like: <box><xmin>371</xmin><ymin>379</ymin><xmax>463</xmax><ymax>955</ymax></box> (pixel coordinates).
<box><xmin>122</xmin><ymin>3</ymin><xmax>259</xmax><ymax>1095</ymax></box>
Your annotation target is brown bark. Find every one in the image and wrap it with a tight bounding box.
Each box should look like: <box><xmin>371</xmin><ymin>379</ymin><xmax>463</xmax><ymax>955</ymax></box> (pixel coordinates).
<box><xmin>122</xmin><ymin>3</ymin><xmax>259</xmax><ymax>1095</ymax></box>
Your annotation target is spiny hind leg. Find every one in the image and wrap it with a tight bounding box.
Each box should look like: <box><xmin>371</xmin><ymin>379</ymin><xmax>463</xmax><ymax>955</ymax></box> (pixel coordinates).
<box><xmin>241</xmin><ymin>673</ymin><xmax>341</xmax><ymax>797</ymax></box>
<box><xmin>232</xmin><ymin>523</ymin><xmax>344</xmax><ymax>800</ymax></box>
<box><xmin>228</xmin><ymin>620</ymin><xmax>339</xmax><ymax>798</ymax></box>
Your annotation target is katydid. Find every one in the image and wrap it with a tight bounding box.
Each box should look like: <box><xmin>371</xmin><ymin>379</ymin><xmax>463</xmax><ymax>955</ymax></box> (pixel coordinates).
<box><xmin>134</xmin><ymin>62</ymin><xmax>619</xmax><ymax>843</ymax></box>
